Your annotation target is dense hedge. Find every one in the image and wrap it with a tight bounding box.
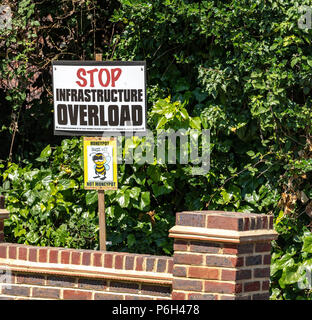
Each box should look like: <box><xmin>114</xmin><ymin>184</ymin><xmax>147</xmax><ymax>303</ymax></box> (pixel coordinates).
<box><xmin>2</xmin><ymin>0</ymin><xmax>312</xmax><ymax>299</ymax></box>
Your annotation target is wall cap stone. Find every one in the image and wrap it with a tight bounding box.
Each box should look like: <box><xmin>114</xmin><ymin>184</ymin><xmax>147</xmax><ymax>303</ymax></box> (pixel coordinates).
<box><xmin>0</xmin><ymin>258</ymin><xmax>173</xmax><ymax>285</ymax></box>
<box><xmin>169</xmin><ymin>225</ymin><xmax>278</xmax><ymax>243</ymax></box>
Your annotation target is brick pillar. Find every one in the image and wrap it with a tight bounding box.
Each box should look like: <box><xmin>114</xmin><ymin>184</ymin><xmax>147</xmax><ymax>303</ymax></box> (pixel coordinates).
<box><xmin>169</xmin><ymin>211</ymin><xmax>278</xmax><ymax>300</ymax></box>
<box><xmin>0</xmin><ymin>195</ymin><xmax>9</xmax><ymax>242</ymax></box>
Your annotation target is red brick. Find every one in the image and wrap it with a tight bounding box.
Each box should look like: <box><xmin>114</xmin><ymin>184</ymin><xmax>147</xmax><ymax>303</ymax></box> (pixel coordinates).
<box><xmin>243</xmin><ymin>218</ymin><xmax>250</xmax><ymax>231</ymax></box>
<box><xmin>269</xmin><ymin>216</ymin><xmax>274</xmax><ymax>229</ymax></box>
<box><xmin>222</xmin><ymin>244</ymin><xmax>238</xmax><ymax>255</ymax></box>
<box><xmin>93</xmin><ymin>252</ymin><xmax>103</xmax><ymax>267</ymax></box>
<box><xmin>71</xmin><ymin>251</ymin><xmax>81</xmax><ymax>265</ymax></box>
<box><xmin>206</xmin><ymin>255</ymin><xmax>240</xmax><ymax>268</ymax></box>
<box><xmin>256</xmin><ymin>217</ymin><xmax>262</xmax><ymax>229</ymax></box>
<box><xmin>174</xmin><ymin>240</ymin><xmax>188</xmax><ymax>251</ymax></box>
<box><xmin>125</xmin><ymin>256</ymin><xmax>134</xmax><ymax>270</ymax></box>
<box><xmin>207</xmin><ymin>215</ymin><xmax>243</xmax><ymax>231</ymax></box>
<box><xmin>16</xmin><ymin>273</ymin><xmax>45</xmax><ymax>285</ymax></box>
<box><xmin>205</xmin><ymin>281</ymin><xmax>240</xmax><ymax>294</ymax></box>
<box><xmin>146</xmin><ymin>257</ymin><xmax>155</xmax><ymax>272</ymax></box>
<box><xmin>262</xmin><ymin>216</ymin><xmax>268</xmax><ymax>229</ymax></box>
<box><xmin>0</xmin><ymin>233</ymin><xmax>4</xmax><ymax>242</ymax></box>
<box><xmin>135</xmin><ymin>256</ymin><xmax>143</xmax><ymax>271</ymax></box>
<box><xmin>172</xmin><ymin>291</ymin><xmax>186</xmax><ymax>300</ymax></box>
<box><xmin>18</xmin><ymin>247</ymin><xmax>27</xmax><ymax>260</ymax></box>
<box><xmin>114</xmin><ymin>255</ymin><xmax>124</xmax><ymax>269</ymax></box>
<box><xmin>32</xmin><ymin>287</ymin><xmax>60</xmax><ymax>299</ymax></box>
<box><xmin>188</xmin><ymin>266</ymin><xmax>219</xmax><ymax>280</ymax></box>
<box><xmin>104</xmin><ymin>253</ymin><xmax>113</xmax><ymax>268</ymax></box>
<box><xmin>29</xmin><ymin>248</ymin><xmax>37</xmax><ymax>262</ymax></box>
<box><xmin>244</xmin><ymin>281</ymin><xmax>260</xmax><ymax>292</ymax></box>
<box><xmin>221</xmin><ymin>269</ymin><xmax>237</xmax><ymax>281</ymax></box>
<box><xmin>173</xmin><ymin>266</ymin><xmax>187</xmax><ymax>277</ymax></box>
<box><xmin>49</xmin><ymin>249</ymin><xmax>59</xmax><ymax>263</ymax></box>
<box><xmin>255</xmin><ymin>242</ymin><xmax>271</xmax><ymax>253</ymax></box>
<box><xmin>174</xmin><ymin>253</ymin><xmax>203</xmax><ymax>265</ymax></box>
<box><xmin>260</xmin><ymin>216</ymin><xmax>266</xmax><ymax>229</ymax></box>
<box><xmin>82</xmin><ymin>252</ymin><xmax>91</xmax><ymax>266</ymax></box>
<box><xmin>157</xmin><ymin>258</ymin><xmax>167</xmax><ymax>272</ymax></box>
<box><xmin>0</xmin><ymin>246</ymin><xmax>6</xmax><ymax>258</ymax></box>
<box><xmin>237</xmin><ymin>243</ymin><xmax>254</xmax><ymax>254</ymax></box>
<box><xmin>262</xmin><ymin>280</ymin><xmax>270</xmax><ymax>291</ymax></box>
<box><xmin>167</xmin><ymin>259</ymin><xmax>173</xmax><ymax>273</ymax></box>
<box><xmin>189</xmin><ymin>241</ymin><xmax>221</xmax><ymax>254</ymax></box>
<box><xmin>61</xmin><ymin>250</ymin><xmax>70</xmax><ymax>264</ymax></box>
<box><xmin>245</xmin><ymin>255</ymin><xmax>262</xmax><ymax>266</ymax></box>
<box><xmin>38</xmin><ymin>248</ymin><xmax>47</xmax><ymax>263</ymax></box>
<box><xmin>263</xmin><ymin>254</ymin><xmax>271</xmax><ymax>265</ymax></box>
<box><xmin>0</xmin><ymin>221</ymin><xmax>3</xmax><ymax>230</ymax></box>
<box><xmin>8</xmin><ymin>246</ymin><xmax>17</xmax><ymax>259</ymax></box>
<box><xmin>254</xmin><ymin>267</ymin><xmax>270</xmax><ymax>278</ymax></box>
<box><xmin>172</xmin><ymin>279</ymin><xmax>203</xmax><ymax>292</ymax></box>
<box><xmin>177</xmin><ymin>212</ymin><xmax>206</xmax><ymax>227</ymax></box>
<box><xmin>63</xmin><ymin>289</ymin><xmax>92</xmax><ymax>300</ymax></box>
<box><xmin>237</xmin><ymin>269</ymin><xmax>252</xmax><ymax>280</ymax></box>
<box><xmin>2</xmin><ymin>285</ymin><xmax>30</xmax><ymax>297</ymax></box>
<box><xmin>250</xmin><ymin>217</ymin><xmax>255</xmax><ymax>229</ymax></box>
<box><xmin>235</xmin><ymin>283</ymin><xmax>242</xmax><ymax>293</ymax></box>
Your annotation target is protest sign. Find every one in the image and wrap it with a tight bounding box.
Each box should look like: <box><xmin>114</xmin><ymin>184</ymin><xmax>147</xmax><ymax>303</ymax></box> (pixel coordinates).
<box><xmin>52</xmin><ymin>61</ymin><xmax>146</xmax><ymax>136</ymax></box>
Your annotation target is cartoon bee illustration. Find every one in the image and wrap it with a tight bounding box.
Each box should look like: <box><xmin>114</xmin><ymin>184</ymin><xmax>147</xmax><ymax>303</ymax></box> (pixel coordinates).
<box><xmin>90</xmin><ymin>152</ymin><xmax>111</xmax><ymax>180</ymax></box>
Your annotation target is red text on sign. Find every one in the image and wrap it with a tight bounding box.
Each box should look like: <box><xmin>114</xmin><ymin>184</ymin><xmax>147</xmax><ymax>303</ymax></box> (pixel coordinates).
<box><xmin>76</xmin><ymin>68</ymin><xmax>122</xmax><ymax>88</ymax></box>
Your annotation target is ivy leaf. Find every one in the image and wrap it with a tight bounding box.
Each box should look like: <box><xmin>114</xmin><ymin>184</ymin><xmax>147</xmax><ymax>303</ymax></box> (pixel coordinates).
<box><xmin>116</xmin><ymin>189</ymin><xmax>131</xmax><ymax>208</ymax></box>
<box><xmin>193</xmin><ymin>87</ymin><xmax>208</xmax><ymax>103</ymax></box>
<box><xmin>139</xmin><ymin>191</ymin><xmax>150</xmax><ymax>211</ymax></box>
<box><xmin>190</xmin><ymin>117</ymin><xmax>201</xmax><ymax>130</ymax></box>
<box><xmin>129</xmin><ymin>187</ymin><xmax>141</xmax><ymax>200</ymax></box>
<box><xmin>86</xmin><ymin>191</ymin><xmax>98</xmax><ymax>205</ymax></box>
<box><xmin>127</xmin><ymin>234</ymin><xmax>136</xmax><ymax>247</ymax></box>
<box><xmin>302</xmin><ymin>233</ymin><xmax>312</xmax><ymax>253</ymax></box>
<box><xmin>36</xmin><ymin>145</ymin><xmax>51</xmax><ymax>162</ymax></box>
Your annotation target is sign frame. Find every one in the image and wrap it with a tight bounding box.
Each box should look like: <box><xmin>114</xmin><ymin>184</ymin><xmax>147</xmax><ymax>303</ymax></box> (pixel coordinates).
<box><xmin>83</xmin><ymin>136</ymin><xmax>118</xmax><ymax>191</ymax></box>
<box><xmin>52</xmin><ymin>60</ymin><xmax>147</xmax><ymax>137</ymax></box>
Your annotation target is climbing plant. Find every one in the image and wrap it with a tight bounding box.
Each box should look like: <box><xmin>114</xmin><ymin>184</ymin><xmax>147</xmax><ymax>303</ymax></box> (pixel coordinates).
<box><xmin>1</xmin><ymin>0</ymin><xmax>312</xmax><ymax>299</ymax></box>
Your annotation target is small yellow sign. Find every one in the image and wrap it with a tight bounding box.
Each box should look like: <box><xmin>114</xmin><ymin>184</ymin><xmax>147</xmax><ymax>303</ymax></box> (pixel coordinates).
<box><xmin>83</xmin><ymin>137</ymin><xmax>118</xmax><ymax>190</ymax></box>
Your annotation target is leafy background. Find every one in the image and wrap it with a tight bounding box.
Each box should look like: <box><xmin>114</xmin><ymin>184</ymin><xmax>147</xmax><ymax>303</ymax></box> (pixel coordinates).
<box><xmin>1</xmin><ymin>0</ymin><xmax>312</xmax><ymax>299</ymax></box>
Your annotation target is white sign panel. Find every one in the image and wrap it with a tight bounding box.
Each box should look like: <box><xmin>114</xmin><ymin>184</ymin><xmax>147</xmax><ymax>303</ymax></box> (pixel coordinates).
<box><xmin>52</xmin><ymin>61</ymin><xmax>146</xmax><ymax>136</ymax></box>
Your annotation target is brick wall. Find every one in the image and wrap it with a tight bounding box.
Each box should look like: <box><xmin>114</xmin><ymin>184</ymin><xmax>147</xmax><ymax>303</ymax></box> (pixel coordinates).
<box><xmin>0</xmin><ymin>205</ymin><xmax>277</xmax><ymax>300</ymax></box>
<box><xmin>169</xmin><ymin>211</ymin><xmax>277</xmax><ymax>300</ymax></box>
<box><xmin>0</xmin><ymin>243</ymin><xmax>173</xmax><ymax>300</ymax></box>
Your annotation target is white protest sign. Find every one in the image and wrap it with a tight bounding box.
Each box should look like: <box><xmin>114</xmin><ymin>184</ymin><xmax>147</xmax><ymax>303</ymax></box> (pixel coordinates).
<box><xmin>52</xmin><ymin>61</ymin><xmax>146</xmax><ymax>136</ymax></box>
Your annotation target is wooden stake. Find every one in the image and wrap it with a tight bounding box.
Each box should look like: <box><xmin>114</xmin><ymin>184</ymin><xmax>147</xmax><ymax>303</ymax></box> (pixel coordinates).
<box><xmin>98</xmin><ymin>190</ymin><xmax>106</xmax><ymax>251</ymax></box>
<box><xmin>95</xmin><ymin>53</ymin><xmax>106</xmax><ymax>251</ymax></box>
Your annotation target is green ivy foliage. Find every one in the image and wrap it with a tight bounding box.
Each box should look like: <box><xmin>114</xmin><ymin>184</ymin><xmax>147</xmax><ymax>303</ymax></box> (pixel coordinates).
<box><xmin>2</xmin><ymin>0</ymin><xmax>312</xmax><ymax>299</ymax></box>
